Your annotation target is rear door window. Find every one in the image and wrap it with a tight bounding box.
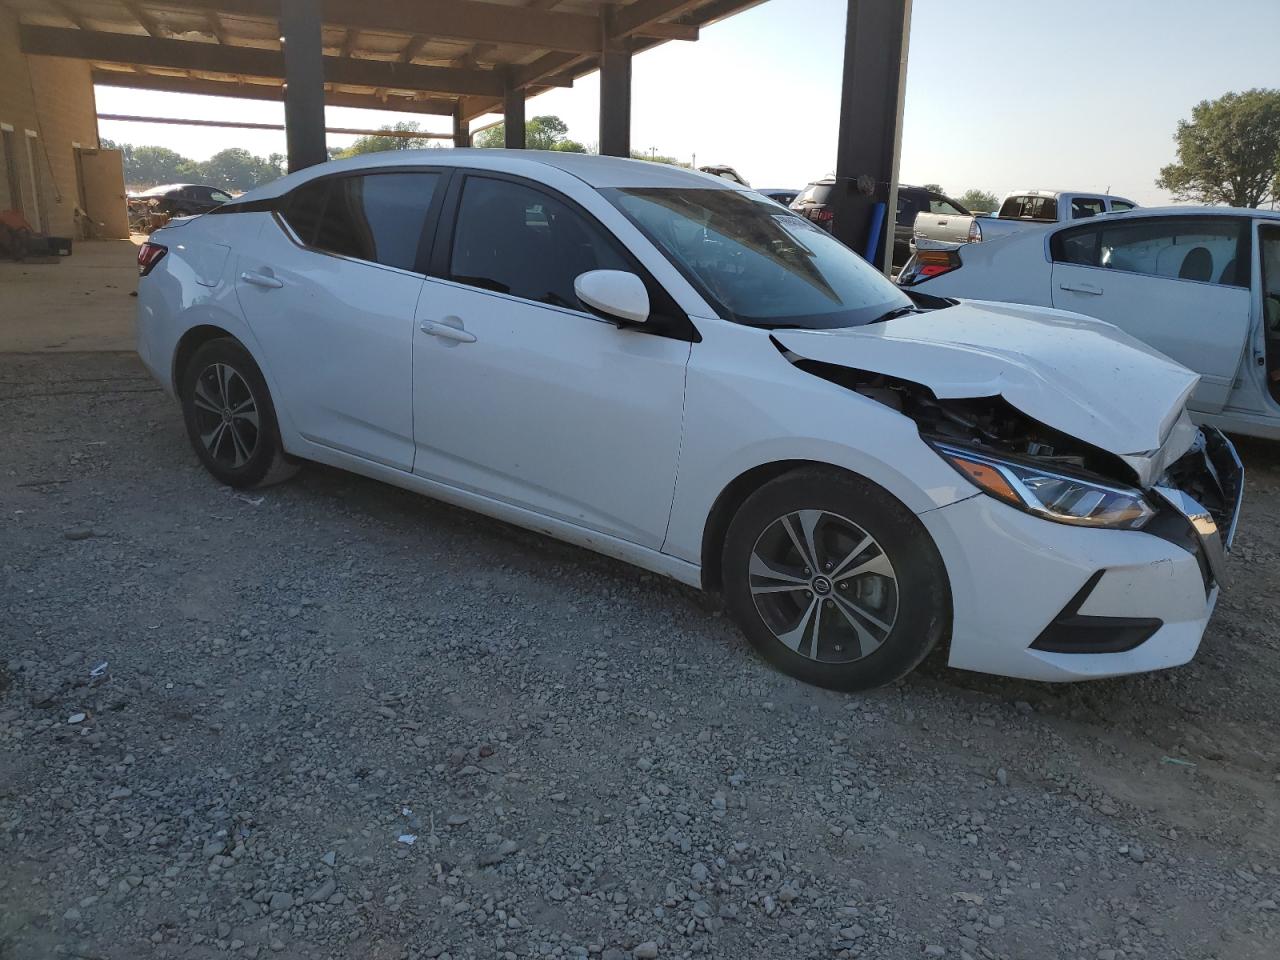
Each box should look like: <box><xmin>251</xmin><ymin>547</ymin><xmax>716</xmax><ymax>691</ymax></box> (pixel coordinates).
<box><xmin>1070</xmin><ymin>197</ymin><xmax>1106</xmax><ymax>219</ymax></box>
<box><xmin>928</xmin><ymin>197</ymin><xmax>966</xmax><ymax>216</ymax></box>
<box><xmin>285</xmin><ymin>171</ymin><xmax>443</xmax><ymax>271</ymax></box>
<box><xmin>1110</xmin><ymin>200</ymin><xmax>1135</xmax><ymax>213</ymax></box>
<box><xmin>1052</xmin><ymin>217</ymin><xmax>1250</xmax><ymax>287</ymax></box>
<box><xmin>797</xmin><ymin>182</ymin><xmax>833</xmax><ymax>205</ymax></box>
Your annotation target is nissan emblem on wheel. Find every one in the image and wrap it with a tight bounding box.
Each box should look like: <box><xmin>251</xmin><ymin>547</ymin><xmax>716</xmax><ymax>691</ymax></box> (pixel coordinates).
<box><xmin>136</xmin><ymin>150</ymin><xmax>1241</xmax><ymax>691</ymax></box>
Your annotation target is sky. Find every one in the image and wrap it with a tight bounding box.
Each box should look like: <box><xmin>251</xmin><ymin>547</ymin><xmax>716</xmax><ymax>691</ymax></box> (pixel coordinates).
<box><xmin>96</xmin><ymin>0</ymin><xmax>1280</xmax><ymax>205</ymax></box>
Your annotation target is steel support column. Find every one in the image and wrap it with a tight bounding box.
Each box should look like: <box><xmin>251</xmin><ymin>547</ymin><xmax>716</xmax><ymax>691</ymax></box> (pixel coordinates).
<box><xmin>503</xmin><ymin>79</ymin><xmax>526</xmax><ymax>149</ymax></box>
<box><xmin>830</xmin><ymin>0</ymin><xmax>912</xmax><ymax>273</ymax></box>
<box><xmin>453</xmin><ymin>102</ymin><xmax>470</xmax><ymax>147</ymax></box>
<box><xmin>279</xmin><ymin>0</ymin><xmax>327</xmax><ymax>172</ymax></box>
<box><xmin>598</xmin><ymin>7</ymin><xmax>631</xmax><ymax>158</ymax></box>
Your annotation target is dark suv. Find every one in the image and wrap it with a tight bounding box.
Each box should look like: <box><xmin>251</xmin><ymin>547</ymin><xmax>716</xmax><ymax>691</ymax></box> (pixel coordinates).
<box><xmin>790</xmin><ymin>179</ymin><xmax>970</xmax><ymax>269</ymax></box>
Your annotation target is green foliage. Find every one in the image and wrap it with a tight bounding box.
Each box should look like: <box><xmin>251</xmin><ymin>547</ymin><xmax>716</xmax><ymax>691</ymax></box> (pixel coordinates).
<box><xmin>121</xmin><ymin>145</ymin><xmax>196</xmax><ymax>187</ymax></box>
<box><xmin>475</xmin><ymin>115</ymin><xmax>587</xmax><ymax>152</ymax></box>
<box><xmin>197</xmin><ymin>148</ymin><xmax>285</xmax><ymax>191</ymax></box>
<box><xmin>630</xmin><ymin>150</ymin><xmax>684</xmax><ymax>166</ymax></box>
<box><xmin>958</xmin><ymin>189</ymin><xmax>999</xmax><ymax>213</ymax></box>
<box><xmin>334</xmin><ymin>121</ymin><xmax>442</xmax><ymax>157</ymax></box>
<box><xmin>922</xmin><ymin>183</ymin><xmax>945</xmax><ymax>195</ymax></box>
<box><xmin>1156</xmin><ymin>89</ymin><xmax>1280</xmax><ymax>208</ymax></box>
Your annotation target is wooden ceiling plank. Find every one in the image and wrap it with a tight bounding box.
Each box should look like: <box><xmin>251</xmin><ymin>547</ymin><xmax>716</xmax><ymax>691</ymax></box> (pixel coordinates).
<box><xmin>24</xmin><ymin>25</ymin><xmax>528</xmax><ymax>97</ymax></box>
<box><xmin>91</xmin><ymin>68</ymin><xmax>459</xmax><ymax>115</ymax></box>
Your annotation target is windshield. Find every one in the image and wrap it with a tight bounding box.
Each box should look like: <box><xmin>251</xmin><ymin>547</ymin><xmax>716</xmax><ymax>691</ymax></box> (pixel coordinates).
<box><xmin>607</xmin><ymin>187</ymin><xmax>913</xmax><ymax>329</ymax></box>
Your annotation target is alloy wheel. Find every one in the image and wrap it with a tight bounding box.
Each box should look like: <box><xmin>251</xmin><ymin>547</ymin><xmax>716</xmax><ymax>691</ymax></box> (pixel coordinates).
<box><xmin>749</xmin><ymin>509</ymin><xmax>899</xmax><ymax>663</ymax></box>
<box><xmin>191</xmin><ymin>362</ymin><xmax>260</xmax><ymax>468</ymax></box>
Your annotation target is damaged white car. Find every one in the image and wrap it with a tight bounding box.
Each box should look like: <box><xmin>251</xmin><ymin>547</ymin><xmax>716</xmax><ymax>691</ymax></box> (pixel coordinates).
<box><xmin>136</xmin><ymin>152</ymin><xmax>1242</xmax><ymax>690</ymax></box>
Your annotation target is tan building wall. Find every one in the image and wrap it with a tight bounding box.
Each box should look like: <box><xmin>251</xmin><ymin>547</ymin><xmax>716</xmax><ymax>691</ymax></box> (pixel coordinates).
<box><xmin>0</xmin><ymin>8</ymin><xmax>119</xmax><ymax>238</ymax></box>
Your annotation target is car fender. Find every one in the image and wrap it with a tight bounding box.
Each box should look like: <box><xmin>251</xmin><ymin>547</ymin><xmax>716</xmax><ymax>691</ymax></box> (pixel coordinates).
<box><xmin>661</xmin><ymin>320</ymin><xmax>977</xmax><ymax>566</ymax></box>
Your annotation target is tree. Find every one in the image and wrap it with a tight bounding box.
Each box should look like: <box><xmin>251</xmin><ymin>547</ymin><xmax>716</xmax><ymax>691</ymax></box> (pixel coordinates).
<box><xmin>958</xmin><ymin>189</ymin><xmax>999</xmax><ymax>213</ymax></box>
<box><xmin>922</xmin><ymin>183</ymin><xmax>945</xmax><ymax>195</ymax></box>
<box><xmin>335</xmin><ymin>121</ymin><xmax>441</xmax><ymax>157</ymax></box>
<box><xmin>1156</xmin><ymin>89</ymin><xmax>1280</xmax><ymax>208</ymax></box>
<box><xmin>630</xmin><ymin>150</ymin><xmax>684</xmax><ymax>166</ymax></box>
<box><xmin>474</xmin><ymin>115</ymin><xmax>587</xmax><ymax>152</ymax></box>
<box><xmin>121</xmin><ymin>145</ymin><xmax>195</xmax><ymax>187</ymax></box>
<box><xmin>195</xmin><ymin>148</ymin><xmax>284</xmax><ymax>191</ymax></box>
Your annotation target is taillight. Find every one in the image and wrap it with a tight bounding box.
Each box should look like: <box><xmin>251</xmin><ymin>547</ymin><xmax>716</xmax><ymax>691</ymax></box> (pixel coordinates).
<box><xmin>897</xmin><ymin>249</ymin><xmax>960</xmax><ymax>286</ymax></box>
<box><xmin>967</xmin><ymin>219</ymin><xmax>983</xmax><ymax>243</ymax></box>
<box><xmin>137</xmin><ymin>241</ymin><xmax>167</xmax><ymax>277</ymax></box>
<box><xmin>814</xmin><ymin>208</ymin><xmax>834</xmax><ymax>223</ymax></box>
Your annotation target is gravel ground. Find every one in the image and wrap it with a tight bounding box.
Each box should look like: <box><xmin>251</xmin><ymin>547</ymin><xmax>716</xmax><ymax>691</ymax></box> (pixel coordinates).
<box><xmin>3</xmin><ymin>351</ymin><xmax>1279</xmax><ymax>960</ymax></box>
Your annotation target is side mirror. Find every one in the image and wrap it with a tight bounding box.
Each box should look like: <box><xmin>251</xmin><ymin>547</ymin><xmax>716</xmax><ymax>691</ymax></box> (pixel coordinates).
<box><xmin>574</xmin><ymin>270</ymin><xmax>649</xmax><ymax>326</ymax></box>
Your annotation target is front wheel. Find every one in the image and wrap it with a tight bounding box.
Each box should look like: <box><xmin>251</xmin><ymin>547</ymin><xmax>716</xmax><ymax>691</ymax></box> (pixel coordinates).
<box><xmin>722</xmin><ymin>468</ymin><xmax>950</xmax><ymax>691</ymax></box>
<box><xmin>179</xmin><ymin>338</ymin><xmax>299</xmax><ymax>489</ymax></box>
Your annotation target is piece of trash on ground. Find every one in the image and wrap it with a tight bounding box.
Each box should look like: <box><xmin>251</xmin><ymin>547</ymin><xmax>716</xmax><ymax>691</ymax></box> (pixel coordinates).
<box><xmin>1161</xmin><ymin>756</ymin><xmax>1197</xmax><ymax>767</ymax></box>
<box><xmin>67</xmin><ymin>713</ymin><xmax>86</xmax><ymax>724</ymax></box>
<box><xmin>397</xmin><ymin>834</ymin><xmax>417</xmax><ymax>845</ymax></box>
<box><xmin>233</xmin><ymin>494</ymin><xmax>264</xmax><ymax>507</ymax></box>
<box><xmin>89</xmin><ymin>661</ymin><xmax>109</xmax><ymax>679</ymax></box>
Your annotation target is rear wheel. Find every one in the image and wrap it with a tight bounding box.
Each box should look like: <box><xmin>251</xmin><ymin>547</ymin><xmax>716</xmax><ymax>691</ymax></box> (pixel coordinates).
<box><xmin>180</xmin><ymin>338</ymin><xmax>298</xmax><ymax>489</ymax></box>
<box><xmin>722</xmin><ymin>468</ymin><xmax>949</xmax><ymax>691</ymax></box>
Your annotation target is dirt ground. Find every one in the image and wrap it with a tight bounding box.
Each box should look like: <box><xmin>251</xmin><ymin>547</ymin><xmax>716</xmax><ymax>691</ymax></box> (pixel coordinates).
<box><xmin>2</xmin><ymin>341</ymin><xmax>1279</xmax><ymax>959</ymax></box>
<box><xmin>0</xmin><ymin>239</ymin><xmax>139</xmax><ymax>353</ymax></box>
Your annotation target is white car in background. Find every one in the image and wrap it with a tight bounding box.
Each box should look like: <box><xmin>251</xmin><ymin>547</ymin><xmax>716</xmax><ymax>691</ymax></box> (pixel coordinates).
<box><xmin>899</xmin><ymin>206</ymin><xmax>1280</xmax><ymax>440</ymax></box>
<box><xmin>136</xmin><ymin>151</ymin><xmax>1240</xmax><ymax>690</ymax></box>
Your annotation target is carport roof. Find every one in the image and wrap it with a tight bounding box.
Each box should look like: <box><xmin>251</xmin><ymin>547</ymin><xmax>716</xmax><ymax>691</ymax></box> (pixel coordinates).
<box><xmin>6</xmin><ymin>0</ymin><xmax>764</xmax><ymax>121</ymax></box>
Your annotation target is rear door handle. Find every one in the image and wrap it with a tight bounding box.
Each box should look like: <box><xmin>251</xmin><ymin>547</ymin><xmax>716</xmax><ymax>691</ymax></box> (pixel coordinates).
<box><xmin>420</xmin><ymin>319</ymin><xmax>477</xmax><ymax>344</ymax></box>
<box><xmin>1058</xmin><ymin>281</ymin><xmax>1103</xmax><ymax>295</ymax></box>
<box><xmin>240</xmin><ymin>270</ymin><xmax>283</xmax><ymax>289</ymax></box>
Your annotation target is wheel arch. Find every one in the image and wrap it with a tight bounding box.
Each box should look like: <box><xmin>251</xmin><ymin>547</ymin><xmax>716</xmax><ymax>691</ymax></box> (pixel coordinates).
<box><xmin>700</xmin><ymin>459</ymin><xmax>946</xmax><ymax>594</ymax></box>
<box><xmin>172</xmin><ymin>323</ymin><xmax>240</xmax><ymax>394</ymax></box>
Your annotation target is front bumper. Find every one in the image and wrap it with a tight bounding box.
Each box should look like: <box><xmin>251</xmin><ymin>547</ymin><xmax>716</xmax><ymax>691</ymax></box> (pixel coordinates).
<box><xmin>921</xmin><ymin>430</ymin><xmax>1242</xmax><ymax>683</ymax></box>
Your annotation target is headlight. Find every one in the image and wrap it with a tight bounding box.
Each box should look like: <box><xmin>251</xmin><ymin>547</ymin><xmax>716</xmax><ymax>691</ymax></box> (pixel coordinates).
<box><xmin>933</xmin><ymin>443</ymin><xmax>1154</xmax><ymax>530</ymax></box>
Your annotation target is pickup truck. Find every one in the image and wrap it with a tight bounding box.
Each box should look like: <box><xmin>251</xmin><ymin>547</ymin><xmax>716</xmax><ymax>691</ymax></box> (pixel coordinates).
<box><xmin>912</xmin><ymin>189</ymin><xmax>1137</xmax><ymax>249</ymax></box>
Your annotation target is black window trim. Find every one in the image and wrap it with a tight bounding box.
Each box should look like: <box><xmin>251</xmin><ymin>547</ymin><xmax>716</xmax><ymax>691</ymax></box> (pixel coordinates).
<box><xmin>1049</xmin><ymin>214</ymin><xmax>1254</xmax><ymax>289</ymax></box>
<box><xmin>429</xmin><ymin>168</ymin><xmax>700</xmax><ymax>343</ymax></box>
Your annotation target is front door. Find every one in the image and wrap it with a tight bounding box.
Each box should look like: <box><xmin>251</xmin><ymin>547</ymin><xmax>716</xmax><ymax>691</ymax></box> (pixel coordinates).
<box><xmin>411</xmin><ymin>174</ymin><xmax>690</xmax><ymax>549</ymax></box>
<box><xmin>236</xmin><ymin>170</ymin><xmax>445</xmax><ymax>470</ymax></box>
<box><xmin>1050</xmin><ymin>215</ymin><xmax>1252</xmax><ymax>412</ymax></box>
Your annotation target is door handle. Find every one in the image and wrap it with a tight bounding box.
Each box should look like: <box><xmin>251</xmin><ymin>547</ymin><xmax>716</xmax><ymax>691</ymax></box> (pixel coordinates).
<box><xmin>1058</xmin><ymin>281</ymin><xmax>1103</xmax><ymax>295</ymax></box>
<box><xmin>240</xmin><ymin>270</ymin><xmax>283</xmax><ymax>289</ymax></box>
<box><xmin>420</xmin><ymin>319</ymin><xmax>477</xmax><ymax>344</ymax></box>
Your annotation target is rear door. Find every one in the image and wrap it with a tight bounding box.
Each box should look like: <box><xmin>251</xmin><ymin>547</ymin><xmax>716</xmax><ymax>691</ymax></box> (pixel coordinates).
<box><xmin>236</xmin><ymin>169</ymin><xmax>446</xmax><ymax>469</ymax></box>
<box><xmin>1050</xmin><ymin>215</ymin><xmax>1252</xmax><ymax>411</ymax></box>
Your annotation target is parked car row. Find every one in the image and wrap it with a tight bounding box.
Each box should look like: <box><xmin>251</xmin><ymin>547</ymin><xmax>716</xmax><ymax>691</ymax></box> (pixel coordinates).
<box><xmin>137</xmin><ymin>152</ymin><xmax>1241</xmax><ymax>695</ymax></box>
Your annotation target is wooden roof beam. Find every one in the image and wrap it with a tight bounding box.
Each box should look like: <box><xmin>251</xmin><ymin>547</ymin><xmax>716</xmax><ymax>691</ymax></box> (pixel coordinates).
<box><xmin>608</xmin><ymin>0</ymin><xmax>707</xmax><ymax>39</ymax></box>
<box><xmin>23</xmin><ymin>26</ymin><xmax>562</xmax><ymax>97</ymax></box>
<box><xmin>91</xmin><ymin>69</ymin><xmax>458</xmax><ymax>115</ymax></box>
<box><xmin>143</xmin><ymin>0</ymin><xmax>601</xmax><ymax>54</ymax></box>
<box><xmin>120</xmin><ymin>0</ymin><xmax>169</xmax><ymax>38</ymax></box>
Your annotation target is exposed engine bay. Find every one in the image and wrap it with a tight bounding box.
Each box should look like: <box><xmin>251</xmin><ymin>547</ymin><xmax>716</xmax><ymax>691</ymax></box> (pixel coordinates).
<box><xmin>783</xmin><ymin>352</ymin><xmax>1139</xmax><ymax>486</ymax></box>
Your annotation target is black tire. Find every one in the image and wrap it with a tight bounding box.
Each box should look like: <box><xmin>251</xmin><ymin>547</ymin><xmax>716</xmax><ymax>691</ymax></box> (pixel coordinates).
<box><xmin>722</xmin><ymin>467</ymin><xmax>950</xmax><ymax>691</ymax></box>
<box><xmin>179</xmin><ymin>337</ymin><xmax>299</xmax><ymax>489</ymax></box>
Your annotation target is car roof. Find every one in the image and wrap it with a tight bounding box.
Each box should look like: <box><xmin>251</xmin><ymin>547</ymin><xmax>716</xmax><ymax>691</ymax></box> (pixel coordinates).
<box><xmin>235</xmin><ymin>149</ymin><xmax>744</xmax><ymax>203</ymax></box>
<box><xmin>1071</xmin><ymin>205</ymin><xmax>1280</xmax><ymax>223</ymax></box>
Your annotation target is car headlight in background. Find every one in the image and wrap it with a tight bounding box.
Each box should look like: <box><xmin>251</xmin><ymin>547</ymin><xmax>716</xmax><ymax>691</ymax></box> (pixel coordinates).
<box><xmin>933</xmin><ymin>443</ymin><xmax>1154</xmax><ymax>530</ymax></box>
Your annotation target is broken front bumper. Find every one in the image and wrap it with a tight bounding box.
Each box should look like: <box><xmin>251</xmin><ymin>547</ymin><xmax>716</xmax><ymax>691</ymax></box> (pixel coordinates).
<box><xmin>1151</xmin><ymin>428</ymin><xmax>1244</xmax><ymax>589</ymax></box>
<box><xmin>919</xmin><ymin>427</ymin><xmax>1243</xmax><ymax>683</ymax></box>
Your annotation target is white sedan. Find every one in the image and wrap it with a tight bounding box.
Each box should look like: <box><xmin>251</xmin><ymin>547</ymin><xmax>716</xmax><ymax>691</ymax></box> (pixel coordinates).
<box><xmin>136</xmin><ymin>151</ymin><xmax>1241</xmax><ymax>690</ymax></box>
<box><xmin>898</xmin><ymin>206</ymin><xmax>1280</xmax><ymax>440</ymax></box>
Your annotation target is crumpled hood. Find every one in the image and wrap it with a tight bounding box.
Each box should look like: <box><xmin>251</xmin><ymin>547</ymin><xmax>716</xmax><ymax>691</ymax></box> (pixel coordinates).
<box><xmin>774</xmin><ymin>300</ymin><xmax>1200</xmax><ymax>457</ymax></box>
